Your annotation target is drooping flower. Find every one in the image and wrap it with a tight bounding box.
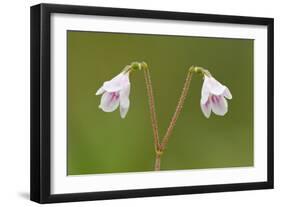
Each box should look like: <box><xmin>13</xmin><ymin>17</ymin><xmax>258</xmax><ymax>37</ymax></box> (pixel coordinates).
<box><xmin>200</xmin><ymin>75</ymin><xmax>232</xmax><ymax>118</ymax></box>
<box><xmin>96</xmin><ymin>71</ymin><xmax>130</xmax><ymax>118</ymax></box>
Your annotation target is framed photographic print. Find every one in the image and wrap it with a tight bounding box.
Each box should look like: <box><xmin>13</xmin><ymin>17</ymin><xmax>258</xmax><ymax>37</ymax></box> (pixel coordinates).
<box><xmin>30</xmin><ymin>3</ymin><xmax>274</xmax><ymax>203</ymax></box>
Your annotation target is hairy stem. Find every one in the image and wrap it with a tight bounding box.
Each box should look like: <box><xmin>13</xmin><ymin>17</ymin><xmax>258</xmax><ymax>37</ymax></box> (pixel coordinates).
<box><xmin>143</xmin><ymin>64</ymin><xmax>161</xmax><ymax>153</ymax></box>
<box><xmin>154</xmin><ymin>152</ymin><xmax>162</xmax><ymax>171</ymax></box>
<box><xmin>160</xmin><ymin>69</ymin><xmax>194</xmax><ymax>151</ymax></box>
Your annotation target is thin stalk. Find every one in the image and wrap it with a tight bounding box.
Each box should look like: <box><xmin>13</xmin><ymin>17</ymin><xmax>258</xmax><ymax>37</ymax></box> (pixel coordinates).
<box><xmin>142</xmin><ymin>65</ymin><xmax>161</xmax><ymax>152</ymax></box>
<box><xmin>160</xmin><ymin>69</ymin><xmax>194</xmax><ymax>151</ymax></box>
<box><xmin>154</xmin><ymin>152</ymin><xmax>162</xmax><ymax>171</ymax></box>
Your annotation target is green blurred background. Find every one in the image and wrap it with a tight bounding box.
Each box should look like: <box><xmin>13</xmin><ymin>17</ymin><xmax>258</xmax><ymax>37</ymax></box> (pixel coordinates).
<box><xmin>67</xmin><ymin>31</ymin><xmax>253</xmax><ymax>175</ymax></box>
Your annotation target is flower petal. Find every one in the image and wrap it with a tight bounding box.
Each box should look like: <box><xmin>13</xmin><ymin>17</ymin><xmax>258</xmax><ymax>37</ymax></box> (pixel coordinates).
<box><xmin>95</xmin><ymin>86</ymin><xmax>105</xmax><ymax>95</ymax></box>
<box><xmin>120</xmin><ymin>105</ymin><xmax>129</xmax><ymax>119</ymax></box>
<box><xmin>103</xmin><ymin>72</ymin><xmax>130</xmax><ymax>92</ymax></box>
<box><xmin>201</xmin><ymin>76</ymin><xmax>210</xmax><ymax>104</ymax></box>
<box><xmin>223</xmin><ymin>87</ymin><xmax>232</xmax><ymax>99</ymax></box>
<box><xmin>119</xmin><ymin>84</ymin><xmax>130</xmax><ymax>118</ymax></box>
<box><xmin>120</xmin><ymin>84</ymin><xmax>130</xmax><ymax>109</ymax></box>
<box><xmin>99</xmin><ymin>92</ymin><xmax>120</xmax><ymax>112</ymax></box>
<box><xmin>200</xmin><ymin>99</ymin><xmax>211</xmax><ymax>118</ymax></box>
<box><xmin>210</xmin><ymin>95</ymin><xmax>228</xmax><ymax>116</ymax></box>
<box><xmin>208</xmin><ymin>77</ymin><xmax>227</xmax><ymax>95</ymax></box>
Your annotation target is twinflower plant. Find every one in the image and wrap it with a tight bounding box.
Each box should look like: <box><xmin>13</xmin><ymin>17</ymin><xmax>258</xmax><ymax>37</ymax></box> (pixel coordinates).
<box><xmin>96</xmin><ymin>62</ymin><xmax>232</xmax><ymax>171</ymax></box>
<box><xmin>200</xmin><ymin>70</ymin><xmax>232</xmax><ymax>118</ymax></box>
<box><xmin>96</xmin><ymin>67</ymin><xmax>131</xmax><ymax>118</ymax></box>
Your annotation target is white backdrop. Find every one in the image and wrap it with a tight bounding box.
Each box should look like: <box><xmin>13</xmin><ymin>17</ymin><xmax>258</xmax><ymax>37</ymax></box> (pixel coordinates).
<box><xmin>0</xmin><ymin>0</ymin><xmax>279</xmax><ymax>206</ymax></box>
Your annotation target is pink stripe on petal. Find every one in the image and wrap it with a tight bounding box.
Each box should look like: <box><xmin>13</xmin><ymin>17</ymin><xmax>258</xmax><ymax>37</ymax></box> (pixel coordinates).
<box><xmin>201</xmin><ymin>99</ymin><xmax>211</xmax><ymax>118</ymax></box>
<box><xmin>211</xmin><ymin>95</ymin><xmax>216</xmax><ymax>103</ymax></box>
<box><xmin>108</xmin><ymin>92</ymin><xmax>119</xmax><ymax>106</ymax></box>
<box><xmin>211</xmin><ymin>96</ymin><xmax>228</xmax><ymax>116</ymax></box>
<box><xmin>99</xmin><ymin>92</ymin><xmax>120</xmax><ymax>112</ymax></box>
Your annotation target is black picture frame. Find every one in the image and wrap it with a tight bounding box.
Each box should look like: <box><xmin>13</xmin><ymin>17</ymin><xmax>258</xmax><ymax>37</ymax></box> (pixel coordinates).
<box><xmin>30</xmin><ymin>3</ymin><xmax>274</xmax><ymax>204</ymax></box>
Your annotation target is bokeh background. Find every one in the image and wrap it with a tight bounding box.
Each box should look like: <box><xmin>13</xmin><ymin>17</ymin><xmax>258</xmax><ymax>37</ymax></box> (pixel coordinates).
<box><xmin>67</xmin><ymin>31</ymin><xmax>253</xmax><ymax>175</ymax></box>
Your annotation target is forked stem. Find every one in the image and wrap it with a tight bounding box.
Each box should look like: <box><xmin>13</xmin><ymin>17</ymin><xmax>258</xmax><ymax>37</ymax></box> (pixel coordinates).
<box><xmin>141</xmin><ymin>63</ymin><xmax>196</xmax><ymax>171</ymax></box>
